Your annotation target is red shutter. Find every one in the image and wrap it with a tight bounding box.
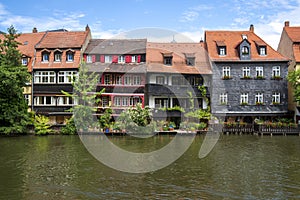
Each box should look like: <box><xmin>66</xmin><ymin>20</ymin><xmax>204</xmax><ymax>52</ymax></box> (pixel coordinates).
<box><xmin>112</xmin><ymin>55</ymin><xmax>118</xmax><ymax>63</ymax></box>
<box><xmin>100</xmin><ymin>55</ymin><xmax>105</xmax><ymax>63</ymax></box>
<box><xmin>125</xmin><ymin>55</ymin><xmax>131</xmax><ymax>63</ymax></box>
<box><xmin>137</xmin><ymin>55</ymin><xmax>141</xmax><ymax>63</ymax></box>
<box><xmin>83</xmin><ymin>54</ymin><xmax>87</xmax><ymax>62</ymax></box>
<box><xmin>92</xmin><ymin>55</ymin><xmax>96</xmax><ymax>63</ymax></box>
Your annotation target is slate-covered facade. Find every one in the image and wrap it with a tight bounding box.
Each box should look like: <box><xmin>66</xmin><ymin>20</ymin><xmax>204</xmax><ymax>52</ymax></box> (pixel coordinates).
<box><xmin>205</xmin><ymin>25</ymin><xmax>289</xmax><ymax>123</ymax></box>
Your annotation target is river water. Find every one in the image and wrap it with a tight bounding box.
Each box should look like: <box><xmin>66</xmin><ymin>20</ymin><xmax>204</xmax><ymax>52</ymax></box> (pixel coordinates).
<box><xmin>0</xmin><ymin>134</ymin><xmax>300</xmax><ymax>200</ymax></box>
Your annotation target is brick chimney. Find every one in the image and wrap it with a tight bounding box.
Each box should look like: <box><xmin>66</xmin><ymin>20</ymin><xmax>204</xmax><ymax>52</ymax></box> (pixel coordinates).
<box><xmin>249</xmin><ymin>24</ymin><xmax>254</xmax><ymax>32</ymax></box>
<box><xmin>284</xmin><ymin>21</ymin><xmax>290</xmax><ymax>27</ymax></box>
<box><xmin>32</xmin><ymin>27</ymin><xmax>38</xmax><ymax>33</ymax></box>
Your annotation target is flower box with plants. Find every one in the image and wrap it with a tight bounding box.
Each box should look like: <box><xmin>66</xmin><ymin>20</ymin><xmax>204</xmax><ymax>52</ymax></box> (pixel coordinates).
<box><xmin>222</xmin><ymin>75</ymin><xmax>231</xmax><ymax>80</ymax></box>
<box><xmin>255</xmin><ymin>75</ymin><xmax>265</xmax><ymax>80</ymax></box>
<box><xmin>271</xmin><ymin>76</ymin><xmax>282</xmax><ymax>80</ymax></box>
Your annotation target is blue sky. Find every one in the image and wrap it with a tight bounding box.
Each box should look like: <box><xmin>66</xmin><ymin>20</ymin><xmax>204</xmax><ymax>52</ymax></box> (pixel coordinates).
<box><xmin>0</xmin><ymin>0</ymin><xmax>300</xmax><ymax>49</ymax></box>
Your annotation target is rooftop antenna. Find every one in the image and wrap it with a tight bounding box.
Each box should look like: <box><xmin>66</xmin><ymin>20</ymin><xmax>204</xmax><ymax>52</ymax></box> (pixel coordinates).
<box><xmin>171</xmin><ymin>35</ymin><xmax>177</xmax><ymax>43</ymax></box>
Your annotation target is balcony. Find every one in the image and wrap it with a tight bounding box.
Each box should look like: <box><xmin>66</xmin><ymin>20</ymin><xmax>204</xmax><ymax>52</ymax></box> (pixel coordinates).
<box><xmin>33</xmin><ymin>84</ymin><xmax>73</xmax><ymax>94</ymax></box>
<box><xmin>97</xmin><ymin>85</ymin><xmax>145</xmax><ymax>94</ymax></box>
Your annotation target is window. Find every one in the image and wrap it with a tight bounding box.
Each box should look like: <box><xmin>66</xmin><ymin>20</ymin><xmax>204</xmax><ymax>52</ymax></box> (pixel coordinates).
<box><xmin>104</xmin><ymin>74</ymin><xmax>111</xmax><ymax>85</ymax></box>
<box><xmin>66</xmin><ymin>51</ymin><xmax>74</xmax><ymax>62</ymax></box>
<box><xmin>219</xmin><ymin>47</ymin><xmax>226</xmax><ymax>56</ymax></box>
<box><xmin>133</xmin><ymin>76</ymin><xmax>141</xmax><ymax>85</ymax></box>
<box><xmin>272</xmin><ymin>66</ymin><xmax>280</xmax><ymax>77</ymax></box>
<box><xmin>34</xmin><ymin>71</ymin><xmax>56</xmax><ymax>83</ymax></box>
<box><xmin>220</xmin><ymin>93</ymin><xmax>228</xmax><ymax>105</ymax></box>
<box><xmin>54</xmin><ymin>51</ymin><xmax>62</xmax><ymax>62</ymax></box>
<box><xmin>240</xmin><ymin>93</ymin><xmax>248</xmax><ymax>105</ymax></box>
<box><xmin>186</xmin><ymin>57</ymin><xmax>195</xmax><ymax>66</ymax></box>
<box><xmin>255</xmin><ymin>66</ymin><xmax>264</xmax><ymax>78</ymax></box>
<box><xmin>58</xmin><ymin>71</ymin><xmax>78</xmax><ymax>83</ymax></box>
<box><xmin>164</xmin><ymin>56</ymin><xmax>172</xmax><ymax>65</ymax></box>
<box><xmin>86</xmin><ymin>55</ymin><xmax>92</xmax><ymax>63</ymax></box>
<box><xmin>241</xmin><ymin>46</ymin><xmax>249</xmax><ymax>55</ymax></box>
<box><xmin>124</xmin><ymin>75</ymin><xmax>131</xmax><ymax>85</ymax></box>
<box><xmin>188</xmin><ymin>77</ymin><xmax>203</xmax><ymax>86</ymax></box>
<box><xmin>129</xmin><ymin>96</ymin><xmax>142</xmax><ymax>106</ymax></box>
<box><xmin>222</xmin><ymin>66</ymin><xmax>231</xmax><ymax>79</ymax></box>
<box><xmin>118</xmin><ymin>55</ymin><xmax>125</xmax><ymax>63</ymax></box>
<box><xmin>105</xmin><ymin>55</ymin><xmax>112</xmax><ymax>63</ymax></box>
<box><xmin>34</xmin><ymin>96</ymin><xmax>56</xmax><ymax>106</ymax></box>
<box><xmin>272</xmin><ymin>92</ymin><xmax>280</xmax><ymax>104</ymax></box>
<box><xmin>155</xmin><ymin>98</ymin><xmax>168</xmax><ymax>108</ymax></box>
<box><xmin>114</xmin><ymin>97</ymin><xmax>121</xmax><ymax>106</ymax></box>
<box><xmin>24</xmin><ymin>94</ymin><xmax>30</xmax><ymax>105</ymax></box>
<box><xmin>42</xmin><ymin>52</ymin><xmax>49</xmax><ymax>62</ymax></box>
<box><xmin>255</xmin><ymin>93</ymin><xmax>264</xmax><ymax>104</ymax></box>
<box><xmin>113</xmin><ymin>74</ymin><xmax>122</xmax><ymax>85</ymax></box>
<box><xmin>131</xmin><ymin>55</ymin><xmax>137</xmax><ymax>63</ymax></box>
<box><xmin>22</xmin><ymin>57</ymin><xmax>28</xmax><ymax>66</ymax></box>
<box><xmin>259</xmin><ymin>47</ymin><xmax>266</xmax><ymax>55</ymax></box>
<box><xmin>102</xmin><ymin>96</ymin><xmax>109</xmax><ymax>107</ymax></box>
<box><xmin>242</xmin><ymin>67</ymin><xmax>250</xmax><ymax>78</ymax></box>
<box><xmin>57</xmin><ymin>96</ymin><xmax>76</xmax><ymax>105</ymax></box>
<box><xmin>122</xmin><ymin>97</ymin><xmax>128</xmax><ymax>106</ymax></box>
<box><xmin>156</xmin><ymin>76</ymin><xmax>165</xmax><ymax>84</ymax></box>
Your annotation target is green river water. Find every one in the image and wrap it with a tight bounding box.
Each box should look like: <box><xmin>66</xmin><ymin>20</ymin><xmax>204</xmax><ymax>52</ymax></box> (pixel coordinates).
<box><xmin>0</xmin><ymin>134</ymin><xmax>300</xmax><ymax>199</ymax></box>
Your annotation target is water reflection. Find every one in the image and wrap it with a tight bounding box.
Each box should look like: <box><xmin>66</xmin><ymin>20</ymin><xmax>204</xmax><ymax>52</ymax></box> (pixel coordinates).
<box><xmin>0</xmin><ymin>135</ymin><xmax>300</xmax><ymax>199</ymax></box>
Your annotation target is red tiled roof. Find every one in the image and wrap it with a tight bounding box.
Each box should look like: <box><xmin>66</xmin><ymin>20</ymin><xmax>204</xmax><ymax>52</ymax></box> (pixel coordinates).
<box><xmin>205</xmin><ymin>30</ymin><xmax>288</xmax><ymax>62</ymax></box>
<box><xmin>284</xmin><ymin>26</ymin><xmax>300</xmax><ymax>42</ymax></box>
<box><xmin>146</xmin><ymin>42</ymin><xmax>212</xmax><ymax>74</ymax></box>
<box><xmin>35</xmin><ymin>31</ymin><xmax>88</xmax><ymax>49</ymax></box>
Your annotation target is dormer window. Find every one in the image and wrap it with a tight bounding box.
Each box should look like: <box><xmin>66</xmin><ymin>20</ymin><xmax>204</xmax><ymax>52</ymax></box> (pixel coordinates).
<box><xmin>241</xmin><ymin>46</ymin><xmax>249</xmax><ymax>55</ymax></box>
<box><xmin>254</xmin><ymin>41</ymin><xmax>267</xmax><ymax>56</ymax></box>
<box><xmin>162</xmin><ymin>53</ymin><xmax>173</xmax><ymax>65</ymax></box>
<box><xmin>22</xmin><ymin>57</ymin><xmax>28</xmax><ymax>66</ymax></box>
<box><xmin>259</xmin><ymin>46</ymin><xmax>266</xmax><ymax>56</ymax></box>
<box><xmin>185</xmin><ymin>53</ymin><xmax>195</xmax><ymax>66</ymax></box>
<box><xmin>54</xmin><ymin>50</ymin><xmax>62</xmax><ymax>62</ymax></box>
<box><xmin>41</xmin><ymin>50</ymin><xmax>50</xmax><ymax>62</ymax></box>
<box><xmin>239</xmin><ymin>40</ymin><xmax>251</xmax><ymax>60</ymax></box>
<box><xmin>66</xmin><ymin>50</ymin><xmax>74</xmax><ymax>62</ymax></box>
<box><xmin>216</xmin><ymin>41</ymin><xmax>226</xmax><ymax>56</ymax></box>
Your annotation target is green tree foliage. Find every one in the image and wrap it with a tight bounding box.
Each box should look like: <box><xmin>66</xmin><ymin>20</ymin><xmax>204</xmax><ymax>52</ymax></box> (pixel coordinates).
<box><xmin>0</xmin><ymin>25</ymin><xmax>31</xmax><ymax>135</ymax></box>
<box><xmin>288</xmin><ymin>69</ymin><xmax>300</xmax><ymax>103</ymax></box>
<box><xmin>61</xmin><ymin>117</ymin><xmax>77</xmax><ymax>135</ymax></box>
<box><xmin>61</xmin><ymin>61</ymin><xmax>104</xmax><ymax>131</ymax></box>
<box><xmin>34</xmin><ymin>114</ymin><xmax>53</xmax><ymax>135</ymax></box>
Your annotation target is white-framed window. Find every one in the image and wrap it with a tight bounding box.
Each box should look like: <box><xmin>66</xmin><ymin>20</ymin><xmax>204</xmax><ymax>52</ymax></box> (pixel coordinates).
<box><xmin>156</xmin><ymin>76</ymin><xmax>165</xmax><ymax>84</ymax></box>
<box><xmin>42</xmin><ymin>52</ymin><xmax>49</xmax><ymax>62</ymax></box>
<box><xmin>104</xmin><ymin>74</ymin><xmax>111</xmax><ymax>85</ymax></box>
<box><xmin>114</xmin><ymin>75</ymin><xmax>122</xmax><ymax>85</ymax></box>
<box><xmin>101</xmin><ymin>96</ymin><xmax>109</xmax><ymax>107</ymax></box>
<box><xmin>22</xmin><ymin>57</ymin><xmax>28</xmax><ymax>66</ymax></box>
<box><xmin>240</xmin><ymin>93</ymin><xmax>248</xmax><ymax>104</ymax></box>
<box><xmin>272</xmin><ymin>66</ymin><xmax>281</xmax><ymax>77</ymax></box>
<box><xmin>272</xmin><ymin>92</ymin><xmax>280</xmax><ymax>104</ymax></box>
<box><xmin>86</xmin><ymin>55</ymin><xmax>92</xmax><ymax>63</ymax></box>
<box><xmin>155</xmin><ymin>98</ymin><xmax>168</xmax><ymax>108</ymax></box>
<box><xmin>220</xmin><ymin>93</ymin><xmax>227</xmax><ymax>105</ymax></box>
<box><xmin>259</xmin><ymin>47</ymin><xmax>266</xmax><ymax>55</ymax></box>
<box><xmin>219</xmin><ymin>47</ymin><xmax>226</xmax><ymax>56</ymax></box>
<box><xmin>24</xmin><ymin>94</ymin><xmax>30</xmax><ymax>105</ymax></box>
<box><xmin>122</xmin><ymin>97</ymin><xmax>128</xmax><ymax>106</ymax></box>
<box><xmin>255</xmin><ymin>66</ymin><xmax>264</xmax><ymax>77</ymax></box>
<box><xmin>58</xmin><ymin>71</ymin><xmax>78</xmax><ymax>83</ymax></box>
<box><xmin>34</xmin><ymin>96</ymin><xmax>56</xmax><ymax>106</ymax></box>
<box><xmin>164</xmin><ymin>56</ymin><xmax>172</xmax><ymax>65</ymax></box>
<box><xmin>118</xmin><ymin>55</ymin><xmax>125</xmax><ymax>63</ymax></box>
<box><xmin>241</xmin><ymin>46</ymin><xmax>249</xmax><ymax>55</ymax></box>
<box><xmin>57</xmin><ymin>96</ymin><xmax>77</xmax><ymax>106</ymax></box>
<box><xmin>34</xmin><ymin>71</ymin><xmax>56</xmax><ymax>83</ymax></box>
<box><xmin>66</xmin><ymin>51</ymin><xmax>74</xmax><ymax>62</ymax></box>
<box><xmin>242</xmin><ymin>66</ymin><xmax>250</xmax><ymax>77</ymax></box>
<box><xmin>54</xmin><ymin>51</ymin><xmax>62</xmax><ymax>62</ymax></box>
<box><xmin>255</xmin><ymin>93</ymin><xmax>264</xmax><ymax>104</ymax></box>
<box><xmin>114</xmin><ymin>97</ymin><xmax>121</xmax><ymax>106</ymax></box>
<box><xmin>124</xmin><ymin>75</ymin><xmax>131</xmax><ymax>85</ymax></box>
<box><xmin>105</xmin><ymin>55</ymin><xmax>112</xmax><ymax>63</ymax></box>
<box><xmin>222</xmin><ymin>66</ymin><xmax>231</xmax><ymax>78</ymax></box>
<box><xmin>133</xmin><ymin>76</ymin><xmax>141</xmax><ymax>85</ymax></box>
<box><xmin>131</xmin><ymin>55</ymin><xmax>137</xmax><ymax>63</ymax></box>
<box><xmin>129</xmin><ymin>96</ymin><xmax>142</xmax><ymax>106</ymax></box>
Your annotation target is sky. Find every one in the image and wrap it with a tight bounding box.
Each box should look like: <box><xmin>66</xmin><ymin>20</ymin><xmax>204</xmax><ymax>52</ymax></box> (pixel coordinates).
<box><xmin>0</xmin><ymin>0</ymin><xmax>300</xmax><ymax>49</ymax></box>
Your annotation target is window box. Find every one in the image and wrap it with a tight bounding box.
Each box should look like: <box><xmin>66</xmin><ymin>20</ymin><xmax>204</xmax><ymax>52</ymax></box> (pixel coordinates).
<box><xmin>272</xmin><ymin>102</ymin><xmax>280</xmax><ymax>105</ymax></box>
<box><xmin>256</xmin><ymin>102</ymin><xmax>264</xmax><ymax>106</ymax></box>
<box><xmin>222</xmin><ymin>76</ymin><xmax>231</xmax><ymax>80</ymax></box>
<box><xmin>240</xmin><ymin>102</ymin><xmax>248</xmax><ymax>106</ymax></box>
<box><xmin>241</xmin><ymin>76</ymin><xmax>251</xmax><ymax>79</ymax></box>
<box><xmin>255</xmin><ymin>76</ymin><xmax>265</xmax><ymax>80</ymax></box>
<box><xmin>271</xmin><ymin>76</ymin><xmax>282</xmax><ymax>80</ymax></box>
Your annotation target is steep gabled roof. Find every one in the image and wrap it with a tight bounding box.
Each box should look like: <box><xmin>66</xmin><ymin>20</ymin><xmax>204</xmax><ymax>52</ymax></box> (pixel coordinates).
<box><xmin>146</xmin><ymin>42</ymin><xmax>212</xmax><ymax>74</ymax></box>
<box><xmin>205</xmin><ymin>28</ymin><xmax>288</xmax><ymax>62</ymax></box>
<box><xmin>35</xmin><ymin>31</ymin><xmax>88</xmax><ymax>49</ymax></box>
<box><xmin>85</xmin><ymin>39</ymin><xmax>147</xmax><ymax>54</ymax></box>
<box><xmin>284</xmin><ymin>26</ymin><xmax>300</xmax><ymax>42</ymax></box>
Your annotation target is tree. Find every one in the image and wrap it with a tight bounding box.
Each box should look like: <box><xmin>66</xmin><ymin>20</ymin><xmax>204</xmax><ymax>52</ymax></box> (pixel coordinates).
<box><xmin>288</xmin><ymin>69</ymin><xmax>300</xmax><ymax>103</ymax></box>
<box><xmin>61</xmin><ymin>61</ymin><xmax>104</xmax><ymax>131</ymax></box>
<box><xmin>0</xmin><ymin>25</ymin><xmax>31</xmax><ymax>135</ymax></box>
<box><xmin>34</xmin><ymin>114</ymin><xmax>53</xmax><ymax>135</ymax></box>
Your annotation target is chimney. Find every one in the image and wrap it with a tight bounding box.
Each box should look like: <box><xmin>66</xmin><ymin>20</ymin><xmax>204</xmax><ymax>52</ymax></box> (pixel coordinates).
<box><xmin>285</xmin><ymin>21</ymin><xmax>290</xmax><ymax>27</ymax></box>
<box><xmin>249</xmin><ymin>24</ymin><xmax>254</xmax><ymax>32</ymax></box>
<box><xmin>32</xmin><ymin>27</ymin><xmax>38</xmax><ymax>33</ymax></box>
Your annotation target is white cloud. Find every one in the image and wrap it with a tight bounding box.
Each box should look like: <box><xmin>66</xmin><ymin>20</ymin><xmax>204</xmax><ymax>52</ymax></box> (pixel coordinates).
<box><xmin>180</xmin><ymin>5</ymin><xmax>212</xmax><ymax>22</ymax></box>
